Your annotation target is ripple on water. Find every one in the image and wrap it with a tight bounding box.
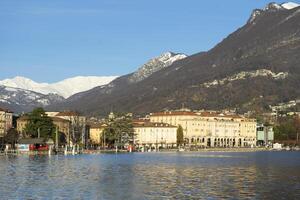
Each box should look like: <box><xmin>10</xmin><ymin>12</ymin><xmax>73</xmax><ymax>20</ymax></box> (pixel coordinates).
<box><xmin>0</xmin><ymin>152</ymin><xmax>299</xmax><ymax>199</ymax></box>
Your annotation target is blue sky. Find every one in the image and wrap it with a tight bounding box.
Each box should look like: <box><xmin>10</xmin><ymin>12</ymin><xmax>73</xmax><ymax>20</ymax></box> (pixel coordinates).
<box><xmin>0</xmin><ymin>0</ymin><xmax>298</xmax><ymax>83</ymax></box>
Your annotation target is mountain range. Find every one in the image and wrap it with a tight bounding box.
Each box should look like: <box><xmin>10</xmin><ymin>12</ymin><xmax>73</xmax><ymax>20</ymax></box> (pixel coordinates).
<box><xmin>0</xmin><ymin>76</ymin><xmax>117</xmax><ymax>98</ymax></box>
<box><xmin>0</xmin><ymin>76</ymin><xmax>117</xmax><ymax>113</ymax></box>
<box><xmin>1</xmin><ymin>2</ymin><xmax>300</xmax><ymax>116</ymax></box>
<box><xmin>48</xmin><ymin>2</ymin><xmax>300</xmax><ymax>116</ymax></box>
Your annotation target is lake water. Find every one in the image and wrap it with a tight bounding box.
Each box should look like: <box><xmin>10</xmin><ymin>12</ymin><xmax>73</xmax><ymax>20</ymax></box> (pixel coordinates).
<box><xmin>0</xmin><ymin>151</ymin><xmax>300</xmax><ymax>199</ymax></box>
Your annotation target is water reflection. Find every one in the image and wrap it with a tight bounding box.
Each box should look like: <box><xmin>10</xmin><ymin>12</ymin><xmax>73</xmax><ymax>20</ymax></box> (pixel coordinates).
<box><xmin>0</xmin><ymin>152</ymin><xmax>300</xmax><ymax>199</ymax></box>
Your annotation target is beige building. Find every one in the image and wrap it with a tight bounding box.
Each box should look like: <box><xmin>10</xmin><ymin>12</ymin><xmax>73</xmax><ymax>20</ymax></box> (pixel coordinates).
<box><xmin>89</xmin><ymin>123</ymin><xmax>107</xmax><ymax>145</ymax></box>
<box><xmin>52</xmin><ymin>117</ymin><xmax>71</xmax><ymax>140</ymax></box>
<box><xmin>16</xmin><ymin>116</ymin><xmax>28</xmax><ymax>135</ymax></box>
<box><xmin>17</xmin><ymin>116</ymin><xmax>70</xmax><ymax>141</ymax></box>
<box><xmin>149</xmin><ymin>111</ymin><xmax>198</xmax><ymax>136</ymax></box>
<box><xmin>133</xmin><ymin>122</ymin><xmax>177</xmax><ymax>149</ymax></box>
<box><xmin>54</xmin><ymin>111</ymin><xmax>86</xmax><ymax>126</ymax></box>
<box><xmin>0</xmin><ymin>107</ymin><xmax>13</xmax><ymax>137</ymax></box>
<box><xmin>149</xmin><ymin>111</ymin><xmax>256</xmax><ymax>147</ymax></box>
<box><xmin>54</xmin><ymin>111</ymin><xmax>87</xmax><ymax>145</ymax></box>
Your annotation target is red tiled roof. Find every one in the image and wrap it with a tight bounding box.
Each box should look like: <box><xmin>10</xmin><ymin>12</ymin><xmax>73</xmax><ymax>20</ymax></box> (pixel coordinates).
<box><xmin>150</xmin><ymin>111</ymin><xmax>197</xmax><ymax>116</ymax></box>
<box><xmin>17</xmin><ymin>116</ymin><xmax>70</xmax><ymax>123</ymax></box>
<box><xmin>0</xmin><ymin>107</ymin><xmax>13</xmax><ymax>113</ymax></box>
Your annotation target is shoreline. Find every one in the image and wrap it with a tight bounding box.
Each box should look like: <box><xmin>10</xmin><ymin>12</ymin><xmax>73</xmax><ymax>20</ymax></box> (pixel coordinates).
<box><xmin>1</xmin><ymin>147</ymin><xmax>298</xmax><ymax>156</ymax></box>
<box><xmin>82</xmin><ymin>147</ymin><xmax>287</xmax><ymax>154</ymax></box>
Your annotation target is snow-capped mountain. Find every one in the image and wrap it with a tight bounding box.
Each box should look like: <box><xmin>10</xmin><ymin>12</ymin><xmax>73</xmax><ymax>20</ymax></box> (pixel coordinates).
<box><xmin>0</xmin><ymin>76</ymin><xmax>118</xmax><ymax>98</ymax></box>
<box><xmin>248</xmin><ymin>2</ymin><xmax>300</xmax><ymax>23</ymax></box>
<box><xmin>48</xmin><ymin>51</ymin><xmax>188</xmax><ymax>112</ymax></box>
<box><xmin>0</xmin><ymin>85</ymin><xmax>64</xmax><ymax>113</ymax></box>
<box><xmin>49</xmin><ymin>2</ymin><xmax>300</xmax><ymax>116</ymax></box>
<box><xmin>129</xmin><ymin>52</ymin><xmax>187</xmax><ymax>83</ymax></box>
<box><xmin>281</xmin><ymin>2</ymin><xmax>300</xmax><ymax>9</ymax></box>
<box><xmin>264</xmin><ymin>2</ymin><xmax>299</xmax><ymax>10</ymax></box>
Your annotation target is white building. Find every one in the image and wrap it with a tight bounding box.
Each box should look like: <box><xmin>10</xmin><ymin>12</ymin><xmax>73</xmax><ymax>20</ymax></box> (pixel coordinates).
<box><xmin>149</xmin><ymin>111</ymin><xmax>257</xmax><ymax>147</ymax></box>
<box><xmin>133</xmin><ymin>122</ymin><xmax>177</xmax><ymax>149</ymax></box>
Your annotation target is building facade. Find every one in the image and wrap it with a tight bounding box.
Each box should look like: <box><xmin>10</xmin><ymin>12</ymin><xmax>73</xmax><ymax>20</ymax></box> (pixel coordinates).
<box><xmin>149</xmin><ymin>111</ymin><xmax>257</xmax><ymax>147</ymax></box>
<box><xmin>149</xmin><ymin>111</ymin><xmax>198</xmax><ymax>137</ymax></box>
<box><xmin>89</xmin><ymin>123</ymin><xmax>107</xmax><ymax>145</ymax></box>
<box><xmin>54</xmin><ymin>111</ymin><xmax>87</xmax><ymax>145</ymax></box>
<box><xmin>16</xmin><ymin>116</ymin><xmax>28</xmax><ymax>136</ymax></box>
<box><xmin>0</xmin><ymin>108</ymin><xmax>13</xmax><ymax>137</ymax></box>
<box><xmin>17</xmin><ymin>116</ymin><xmax>70</xmax><ymax>142</ymax></box>
<box><xmin>133</xmin><ymin>122</ymin><xmax>177</xmax><ymax>149</ymax></box>
<box><xmin>257</xmin><ymin>124</ymin><xmax>274</xmax><ymax>146</ymax></box>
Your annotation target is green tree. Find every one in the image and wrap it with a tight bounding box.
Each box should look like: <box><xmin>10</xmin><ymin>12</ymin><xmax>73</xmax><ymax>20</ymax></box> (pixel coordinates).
<box><xmin>24</xmin><ymin>107</ymin><xmax>55</xmax><ymax>140</ymax></box>
<box><xmin>103</xmin><ymin>114</ymin><xmax>134</xmax><ymax>147</ymax></box>
<box><xmin>274</xmin><ymin>116</ymin><xmax>298</xmax><ymax>141</ymax></box>
<box><xmin>177</xmin><ymin>125</ymin><xmax>184</xmax><ymax>146</ymax></box>
<box><xmin>3</xmin><ymin>128</ymin><xmax>19</xmax><ymax>149</ymax></box>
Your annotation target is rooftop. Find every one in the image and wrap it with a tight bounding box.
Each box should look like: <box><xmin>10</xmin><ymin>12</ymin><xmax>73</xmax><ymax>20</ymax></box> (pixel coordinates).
<box><xmin>150</xmin><ymin>111</ymin><xmax>198</xmax><ymax>116</ymax></box>
<box><xmin>17</xmin><ymin>115</ymin><xmax>70</xmax><ymax>122</ymax></box>
<box><xmin>133</xmin><ymin>122</ymin><xmax>177</xmax><ymax>128</ymax></box>
<box><xmin>56</xmin><ymin>111</ymin><xmax>80</xmax><ymax>116</ymax></box>
<box><xmin>89</xmin><ymin>123</ymin><xmax>107</xmax><ymax>128</ymax></box>
<box><xmin>51</xmin><ymin>117</ymin><xmax>70</xmax><ymax>123</ymax></box>
<box><xmin>198</xmin><ymin>112</ymin><xmax>242</xmax><ymax>119</ymax></box>
<box><xmin>0</xmin><ymin>107</ymin><xmax>13</xmax><ymax>113</ymax></box>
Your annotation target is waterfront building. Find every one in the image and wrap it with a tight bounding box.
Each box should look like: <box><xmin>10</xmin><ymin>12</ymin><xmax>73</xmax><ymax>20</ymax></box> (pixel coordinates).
<box><xmin>0</xmin><ymin>107</ymin><xmax>13</xmax><ymax>138</ymax></box>
<box><xmin>17</xmin><ymin>116</ymin><xmax>71</xmax><ymax>142</ymax></box>
<box><xmin>55</xmin><ymin>111</ymin><xmax>86</xmax><ymax>126</ymax></box>
<box><xmin>256</xmin><ymin>124</ymin><xmax>274</xmax><ymax>146</ymax></box>
<box><xmin>149</xmin><ymin>111</ymin><xmax>257</xmax><ymax>147</ymax></box>
<box><xmin>133</xmin><ymin>122</ymin><xmax>177</xmax><ymax>149</ymax></box>
<box><xmin>17</xmin><ymin>138</ymin><xmax>54</xmax><ymax>152</ymax></box>
<box><xmin>55</xmin><ymin>111</ymin><xmax>87</xmax><ymax>145</ymax></box>
<box><xmin>89</xmin><ymin>123</ymin><xmax>107</xmax><ymax>145</ymax></box>
<box><xmin>52</xmin><ymin>117</ymin><xmax>71</xmax><ymax>142</ymax></box>
<box><xmin>16</xmin><ymin>116</ymin><xmax>27</xmax><ymax>136</ymax></box>
<box><xmin>149</xmin><ymin>111</ymin><xmax>198</xmax><ymax>137</ymax></box>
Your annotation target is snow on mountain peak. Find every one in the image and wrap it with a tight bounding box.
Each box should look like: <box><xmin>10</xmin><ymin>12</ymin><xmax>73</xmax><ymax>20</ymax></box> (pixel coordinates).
<box><xmin>264</xmin><ymin>2</ymin><xmax>300</xmax><ymax>11</ymax></box>
<box><xmin>265</xmin><ymin>2</ymin><xmax>300</xmax><ymax>10</ymax></box>
<box><xmin>158</xmin><ymin>51</ymin><xmax>187</xmax><ymax>66</ymax></box>
<box><xmin>248</xmin><ymin>9</ymin><xmax>263</xmax><ymax>24</ymax></box>
<box><xmin>264</xmin><ymin>2</ymin><xmax>283</xmax><ymax>11</ymax></box>
<box><xmin>129</xmin><ymin>52</ymin><xmax>187</xmax><ymax>83</ymax></box>
<box><xmin>0</xmin><ymin>76</ymin><xmax>118</xmax><ymax>98</ymax></box>
<box><xmin>248</xmin><ymin>2</ymin><xmax>300</xmax><ymax>24</ymax></box>
<box><xmin>0</xmin><ymin>76</ymin><xmax>48</xmax><ymax>91</ymax></box>
<box><xmin>281</xmin><ymin>2</ymin><xmax>300</xmax><ymax>9</ymax></box>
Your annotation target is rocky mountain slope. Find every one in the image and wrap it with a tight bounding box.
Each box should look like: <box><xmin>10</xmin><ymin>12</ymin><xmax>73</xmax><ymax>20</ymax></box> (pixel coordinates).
<box><xmin>49</xmin><ymin>2</ymin><xmax>300</xmax><ymax>116</ymax></box>
<box><xmin>0</xmin><ymin>86</ymin><xmax>64</xmax><ymax>113</ymax></box>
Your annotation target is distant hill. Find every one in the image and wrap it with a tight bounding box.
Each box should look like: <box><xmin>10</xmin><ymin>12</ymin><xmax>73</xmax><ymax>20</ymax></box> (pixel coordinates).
<box><xmin>47</xmin><ymin>2</ymin><xmax>300</xmax><ymax>116</ymax></box>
